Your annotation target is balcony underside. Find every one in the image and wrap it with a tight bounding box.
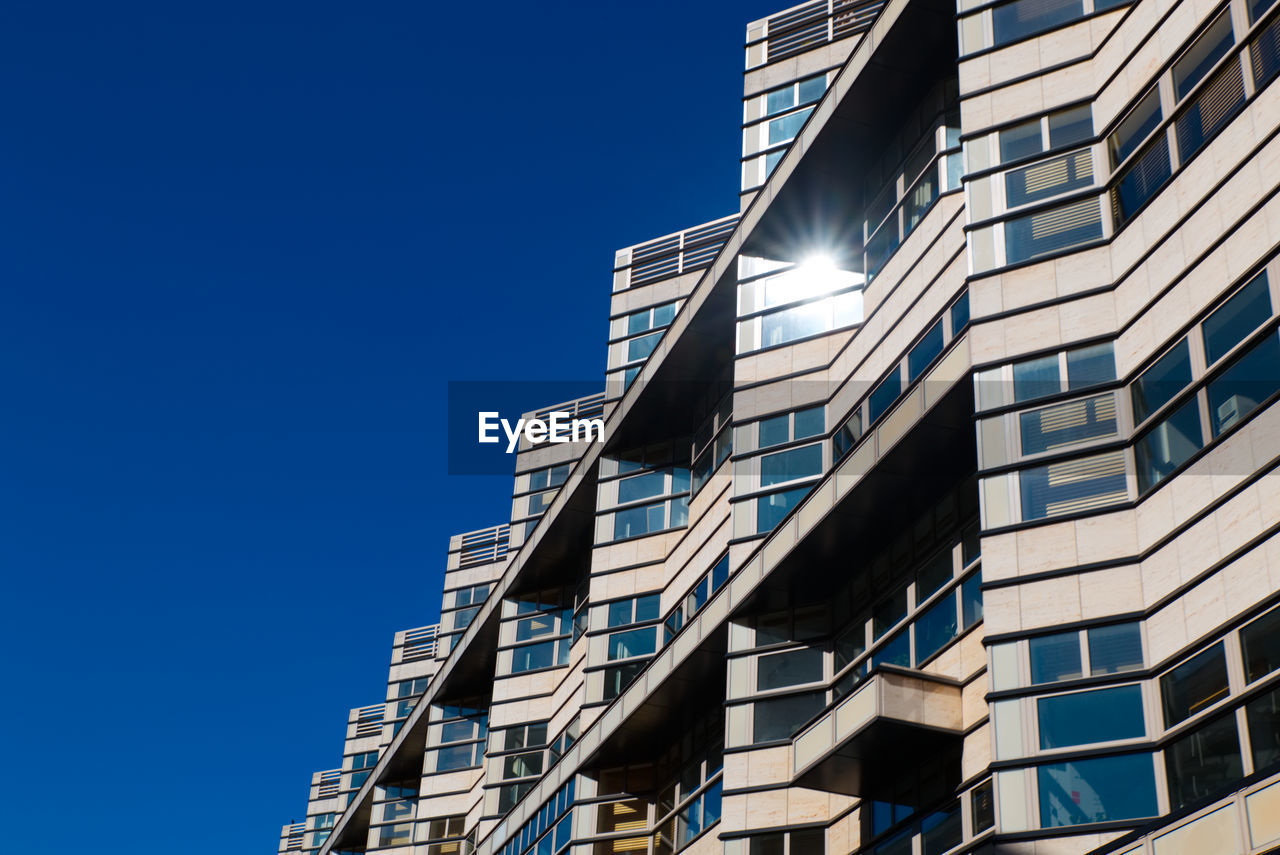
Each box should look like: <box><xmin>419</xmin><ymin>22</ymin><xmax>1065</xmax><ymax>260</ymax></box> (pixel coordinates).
<box><xmin>793</xmin><ymin>670</ymin><xmax>963</xmax><ymax>798</ymax></box>
<box><xmin>742</xmin><ymin>0</ymin><xmax>958</xmax><ymax>266</ymax></box>
<box><xmin>737</xmin><ymin>374</ymin><xmax>976</xmax><ymax>616</ymax></box>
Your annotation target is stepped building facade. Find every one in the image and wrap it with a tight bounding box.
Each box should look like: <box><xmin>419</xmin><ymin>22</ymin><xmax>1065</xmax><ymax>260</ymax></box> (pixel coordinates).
<box><xmin>278</xmin><ymin>0</ymin><xmax>1280</xmax><ymax>852</ymax></box>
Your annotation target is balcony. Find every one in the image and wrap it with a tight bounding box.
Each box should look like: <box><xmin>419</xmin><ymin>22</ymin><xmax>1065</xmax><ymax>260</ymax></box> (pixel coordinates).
<box><xmin>792</xmin><ymin>669</ymin><xmax>963</xmax><ymax>797</ymax></box>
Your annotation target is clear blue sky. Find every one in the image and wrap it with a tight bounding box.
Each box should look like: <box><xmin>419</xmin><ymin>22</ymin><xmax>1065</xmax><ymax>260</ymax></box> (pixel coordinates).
<box><xmin>0</xmin><ymin>1</ymin><xmax>781</xmax><ymax>851</ymax></box>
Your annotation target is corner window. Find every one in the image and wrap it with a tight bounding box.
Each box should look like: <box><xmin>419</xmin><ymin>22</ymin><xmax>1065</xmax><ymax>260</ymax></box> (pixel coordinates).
<box><xmin>1202</xmin><ymin>272</ymin><xmax>1271</xmax><ymax>365</ymax></box>
<box><xmin>1161</xmin><ymin>643</ymin><xmax>1230</xmax><ymax>727</ymax></box>
<box><xmin>1037</xmin><ymin>684</ymin><xmax>1145</xmax><ymax>749</ymax></box>
<box><xmin>1037</xmin><ymin>753</ymin><xmax>1157</xmax><ymax>827</ymax></box>
<box><xmin>1166</xmin><ymin>712</ymin><xmax>1244</xmax><ymax>809</ymax></box>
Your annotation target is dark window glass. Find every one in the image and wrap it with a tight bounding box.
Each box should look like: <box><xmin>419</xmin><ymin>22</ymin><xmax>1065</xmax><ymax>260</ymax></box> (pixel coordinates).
<box><xmin>511</xmin><ymin>639</ymin><xmax>557</xmax><ymax>673</ymax></box>
<box><xmin>1037</xmin><ymin>753</ymin><xmax>1158</xmax><ymax>826</ymax></box>
<box><xmin>794</xmin><ymin>406</ymin><xmax>825</xmax><ymax>439</ymax></box>
<box><xmin>760</xmin><ymin>443</ymin><xmax>823</xmax><ymax>488</ymax></box>
<box><xmin>1174</xmin><ymin>61</ymin><xmax>1246</xmax><ymax>162</ymax></box>
<box><xmin>607</xmin><ymin>600</ymin><xmax>633</xmax><ymax>627</ymax></box>
<box><xmin>1135</xmin><ymin>397</ymin><xmax>1205</xmax><ymax>494</ymax></box>
<box><xmin>635</xmin><ymin>593</ymin><xmax>660</xmax><ymax>623</ymax></box>
<box><xmin>1109</xmin><ymin>88</ymin><xmax>1163</xmax><ymax>167</ymax></box>
<box><xmin>1207</xmin><ymin>330</ymin><xmax>1280</xmax><ymax>436</ymax></box>
<box><xmin>1246</xmin><ymin>683</ymin><xmax>1280</xmax><ymax>770</ymax></box>
<box><xmin>1006</xmin><ymin>196</ymin><xmax>1103</xmax><ymax>263</ymax></box>
<box><xmin>602</xmin><ymin>661</ymin><xmax>646</xmax><ymax>701</ymax></box>
<box><xmin>872</xmin><ymin>630</ymin><xmax>911</xmax><ymax>668</ymax></box>
<box><xmin>627</xmin><ymin>331</ymin><xmax>662</xmax><ymax>363</ymax></box>
<box><xmin>1088</xmin><ymin>623</ymin><xmax>1143</xmax><ymax>674</ymax></box>
<box><xmin>1166</xmin><ymin>713</ymin><xmax>1243</xmax><ymax>809</ymax></box>
<box><xmin>757</xmin><ymin>487</ymin><xmax>810</xmax><ymax>532</ymax></box>
<box><xmin>951</xmin><ymin>291</ymin><xmax>970</xmax><ymax>332</ymax></box>
<box><xmin>1252</xmin><ymin>0</ymin><xmax>1279</xmax><ymax>20</ymax></box>
<box><xmin>1020</xmin><ymin>393</ymin><xmax>1118</xmax><ymax>455</ymax></box>
<box><xmin>1131</xmin><ymin>339</ymin><xmax>1193</xmax><ymax>423</ymax></box>
<box><xmin>1161</xmin><ymin>643</ymin><xmax>1230</xmax><ymax>727</ymax></box>
<box><xmin>1048</xmin><ymin>105</ymin><xmax>1093</xmax><ymax>148</ymax></box>
<box><xmin>1000</xmin><ymin>119</ymin><xmax>1043</xmax><ymax>162</ymax></box>
<box><xmin>992</xmin><ymin>0</ymin><xmax>1084</xmax><ymax>45</ymax></box>
<box><xmin>971</xmin><ymin>780</ymin><xmax>995</xmax><ymax>833</ymax></box>
<box><xmin>868</xmin><ymin>370</ymin><xmax>903</xmax><ymax>424</ymax></box>
<box><xmin>1030</xmin><ymin>632</ymin><xmax>1082</xmax><ymax>683</ymax></box>
<box><xmin>614</xmin><ymin>501</ymin><xmax>667</xmax><ymax>540</ymax></box>
<box><xmin>791</xmin><ymin>829</ymin><xmax>825</xmax><ymax>852</ymax></box>
<box><xmin>757</xmin><ymin>647</ymin><xmax>825</xmax><ymax>691</ymax></box>
<box><xmin>1204</xmin><ymin>274</ymin><xmax>1272</xmax><ymax>365</ymax></box>
<box><xmin>914</xmin><ymin>592</ymin><xmax>958</xmax><ymax>663</ymax></box>
<box><xmin>1013</xmin><ymin>354</ymin><xmax>1061</xmax><ymax>402</ymax></box>
<box><xmin>961</xmin><ymin>571</ymin><xmax>984</xmax><ymax>628</ymax></box>
<box><xmin>436</xmin><ymin>744</ymin><xmax>478</xmax><ymax>771</ymax></box>
<box><xmin>1241</xmin><ymin>605</ymin><xmax>1280</xmax><ymax>682</ymax></box>
<box><xmin>608</xmin><ymin>627</ymin><xmax>657</xmax><ymax>661</ymax></box>
<box><xmin>759</xmin><ymin>414</ymin><xmax>790</xmax><ymax>448</ymax></box>
<box><xmin>749</xmin><ymin>834</ymin><xmax>785</xmax><ymax>855</ymax></box>
<box><xmin>618</xmin><ymin>470</ymin><xmax>666</xmax><ymax>505</ymax></box>
<box><xmin>920</xmin><ymin>803</ymin><xmax>962</xmax><ymax>855</ymax></box>
<box><xmin>1066</xmin><ymin>342</ymin><xmax>1117</xmax><ymax>389</ymax></box>
<box><xmin>1038</xmin><ymin>684</ymin><xmax>1145</xmax><ymax>748</ymax></box>
<box><xmin>917</xmin><ymin>550</ymin><xmax>954</xmax><ymax>600</ymax></box>
<box><xmin>1112</xmin><ymin>135</ymin><xmax>1173</xmax><ymax>225</ymax></box>
<box><xmin>873</xmin><ymin>586</ymin><xmax>908</xmax><ymax>638</ymax></box>
<box><xmin>1173</xmin><ymin>12</ymin><xmax>1236</xmax><ymax>101</ymax></box>
<box><xmin>752</xmin><ymin>691</ymin><xmax>826</xmax><ymax>742</ymax></box>
<box><xmin>908</xmin><ymin>321</ymin><xmax>946</xmax><ymax>383</ymax></box>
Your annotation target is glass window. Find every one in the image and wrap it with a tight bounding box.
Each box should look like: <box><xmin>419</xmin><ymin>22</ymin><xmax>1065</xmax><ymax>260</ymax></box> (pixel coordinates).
<box><xmin>602</xmin><ymin>661</ymin><xmax>645</xmax><ymax>701</ymax></box>
<box><xmin>608</xmin><ymin>627</ymin><xmax>657</xmax><ymax>660</ymax></box>
<box><xmin>1030</xmin><ymin>632</ymin><xmax>1083</xmax><ymax>683</ymax></box>
<box><xmin>992</xmin><ymin>0</ymin><xmax>1085</xmax><ymax>47</ymax></box>
<box><xmin>768</xmin><ymin>107</ymin><xmax>813</xmax><ymax>145</ymax></box>
<box><xmin>760</xmin><ymin>443</ymin><xmax>823</xmax><ymax>488</ymax></box>
<box><xmin>908</xmin><ymin>321</ymin><xmax>946</xmax><ymax>382</ymax></box>
<box><xmin>1112</xmin><ymin>135</ymin><xmax>1173</xmax><ymax>225</ymax></box>
<box><xmin>999</xmin><ymin>119</ymin><xmax>1043</xmax><ymax>163</ymax></box>
<box><xmin>378</xmin><ymin>824</ymin><xmax>413</xmax><ymax>847</ymax></box>
<box><xmin>436</xmin><ymin>743</ymin><xmax>480</xmax><ymax>771</ymax></box>
<box><xmin>614</xmin><ymin>500</ymin><xmax>667</xmax><ymax>539</ymax></box>
<box><xmin>1037</xmin><ymin>754</ymin><xmax>1158</xmax><ymax>826</ymax></box>
<box><xmin>1020</xmin><ymin>450</ymin><xmax>1128</xmax><ymax>520</ymax></box>
<box><xmin>1246</xmin><ymin>683</ymin><xmax>1280</xmax><ymax>769</ymax></box>
<box><xmin>1131</xmin><ymin>339</ymin><xmax>1193</xmax><ymax>423</ymax></box>
<box><xmin>1161</xmin><ymin>642</ymin><xmax>1230</xmax><ymax>727</ymax></box>
<box><xmin>757</xmin><ymin>647</ymin><xmax>824</xmax><ymax>691</ymax></box>
<box><xmin>873</xmin><ymin>586</ymin><xmax>908</xmax><ymax>638</ymax></box>
<box><xmin>1207</xmin><ymin>329</ymin><xmax>1280</xmax><ymax>435</ymax></box>
<box><xmin>1048</xmin><ymin>105</ymin><xmax>1093</xmax><ymax>148</ymax></box>
<box><xmin>1020</xmin><ymin>393</ymin><xmax>1118</xmax><ymax>455</ymax></box>
<box><xmin>1173</xmin><ymin>12</ymin><xmax>1236</xmax><ymax>101</ymax></box>
<box><xmin>514</xmin><ymin>612</ymin><xmax>558</xmax><ymax>642</ymax></box>
<box><xmin>872</xmin><ymin>629</ymin><xmax>911</xmax><ymax>668</ymax></box>
<box><xmin>797</xmin><ymin>74</ymin><xmax>826</xmax><ymax>105</ymax></box>
<box><xmin>759</xmin><ymin>414</ymin><xmax>789</xmax><ymax>448</ymax></box>
<box><xmin>1134</xmin><ymin>397</ymin><xmax>1204</xmax><ymax>494</ymax></box>
<box><xmin>618</xmin><ymin>470</ymin><xmax>666</xmax><ymax>505</ymax></box>
<box><xmin>1165</xmin><ymin>712</ymin><xmax>1243</xmax><ymax>809</ymax></box>
<box><xmin>914</xmin><ymin>592</ymin><xmax>958</xmax><ymax>663</ymax></box>
<box><xmin>961</xmin><ymin>571</ymin><xmax>984</xmax><ymax>629</ymax></box>
<box><xmin>752</xmin><ymin>691</ymin><xmax>826</xmax><ymax>742</ymax></box>
<box><xmin>1005</xmin><ymin>149</ymin><xmax>1093</xmax><ymax>208</ymax></box>
<box><xmin>1088</xmin><ymin>623</ymin><xmax>1143</xmax><ymax>674</ymax></box>
<box><xmin>794</xmin><ymin>406</ymin><xmax>825</xmax><ymax>439</ymax></box>
<box><xmin>1109</xmin><ymin>88</ymin><xmax>1163</xmax><ymax>167</ymax></box>
<box><xmin>869</xmin><ymin>370</ymin><xmax>903</xmax><ymax>423</ymax></box>
<box><xmin>511</xmin><ymin>639</ymin><xmax>565</xmax><ymax>673</ymax></box>
<box><xmin>1204</xmin><ymin>274</ymin><xmax>1271</xmax><ymax>365</ymax></box>
<box><xmin>921</xmin><ymin>803</ymin><xmax>962</xmax><ymax>855</ymax></box>
<box><xmin>1241</xmin><ymin>605</ymin><xmax>1280</xmax><ymax>682</ymax></box>
<box><xmin>627</xmin><ymin>331</ymin><xmax>662</xmax><ymax>363</ymax></box>
<box><xmin>1038</xmin><ymin>684</ymin><xmax>1145</xmax><ymax>748</ymax></box>
<box><xmin>972</xmin><ymin>779</ymin><xmax>995</xmax><ymax>833</ymax></box>
<box><xmin>1066</xmin><ymin>342</ymin><xmax>1117</xmax><ymax>390</ymax></box>
<box><xmin>916</xmin><ymin>550</ymin><xmax>954</xmax><ymax>599</ymax></box>
<box><xmin>762</xmin><ymin>300</ymin><xmax>829</xmax><ymax>347</ymax></box>
<box><xmin>951</xmin><ymin>291</ymin><xmax>970</xmax><ymax>332</ymax></box>
<box><xmin>1005</xmin><ymin>196</ymin><xmax>1103</xmax><ymax>263</ymax></box>
<box><xmin>757</xmin><ymin>487</ymin><xmax>810</xmax><ymax>532</ymax></box>
<box><xmin>766</xmin><ymin>86</ymin><xmax>796</xmax><ymax>116</ymax></box>
<box><xmin>1013</xmin><ymin>354</ymin><xmax>1061</xmax><ymax>402</ymax></box>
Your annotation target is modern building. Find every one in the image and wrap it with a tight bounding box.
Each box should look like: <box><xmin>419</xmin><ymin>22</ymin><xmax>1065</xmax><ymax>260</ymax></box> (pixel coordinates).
<box><xmin>277</xmin><ymin>0</ymin><xmax>1280</xmax><ymax>852</ymax></box>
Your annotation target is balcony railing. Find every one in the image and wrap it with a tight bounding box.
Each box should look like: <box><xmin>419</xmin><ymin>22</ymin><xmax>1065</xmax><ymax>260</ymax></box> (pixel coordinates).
<box><xmin>400</xmin><ymin>624</ymin><xmax>439</xmax><ymax>662</ymax></box>
<box><xmin>746</xmin><ymin>0</ymin><xmax>887</xmax><ymax>69</ymax></box>
<box><xmin>613</xmin><ymin>216</ymin><xmax>738</xmax><ymax>291</ymax></box>
<box><xmin>457</xmin><ymin>523</ymin><xmax>510</xmax><ymax>568</ymax></box>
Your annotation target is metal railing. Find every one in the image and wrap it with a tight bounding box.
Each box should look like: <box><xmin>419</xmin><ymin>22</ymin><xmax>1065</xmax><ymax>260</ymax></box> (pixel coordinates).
<box><xmin>747</xmin><ymin>0</ymin><xmax>887</xmax><ymax>67</ymax></box>
<box><xmin>615</xmin><ymin>215</ymin><xmax>739</xmax><ymax>289</ymax></box>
